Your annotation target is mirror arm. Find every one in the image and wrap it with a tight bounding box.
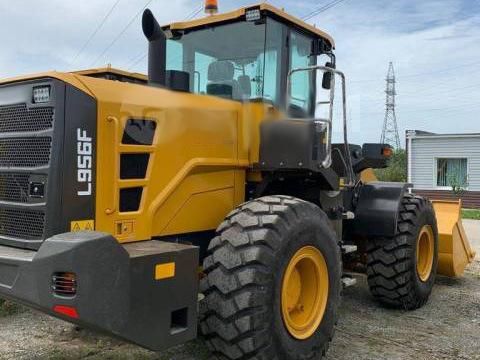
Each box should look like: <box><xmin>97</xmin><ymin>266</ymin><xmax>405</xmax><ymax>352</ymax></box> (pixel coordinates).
<box><xmin>327</xmin><ymin>52</ymin><xmax>336</xmax><ymax>69</ymax></box>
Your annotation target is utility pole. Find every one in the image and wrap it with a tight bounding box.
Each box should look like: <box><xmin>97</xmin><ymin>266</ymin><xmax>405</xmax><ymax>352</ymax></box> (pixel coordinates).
<box><xmin>380</xmin><ymin>62</ymin><xmax>401</xmax><ymax>149</ymax></box>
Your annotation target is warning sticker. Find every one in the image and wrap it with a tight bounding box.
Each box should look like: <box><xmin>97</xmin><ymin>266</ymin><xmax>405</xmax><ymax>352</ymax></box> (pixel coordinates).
<box><xmin>70</xmin><ymin>220</ymin><xmax>95</xmax><ymax>232</ymax></box>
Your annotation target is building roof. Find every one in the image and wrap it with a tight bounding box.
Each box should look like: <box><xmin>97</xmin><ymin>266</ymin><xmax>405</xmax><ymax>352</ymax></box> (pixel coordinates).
<box><xmin>406</xmin><ymin>130</ymin><xmax>480</xmax><ymax>139</ymax></box>
<box><xmin>163</xmin><ymin>3</ymin><xmax>335</xmax><ymax>48</ymax></box>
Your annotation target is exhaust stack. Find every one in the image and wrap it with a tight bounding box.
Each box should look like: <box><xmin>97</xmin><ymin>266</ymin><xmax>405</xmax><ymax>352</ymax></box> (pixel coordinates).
<box><xmin>142</xmin><ymin>9</ymin><xmax>166</xmax><ymax>86</ymax></box>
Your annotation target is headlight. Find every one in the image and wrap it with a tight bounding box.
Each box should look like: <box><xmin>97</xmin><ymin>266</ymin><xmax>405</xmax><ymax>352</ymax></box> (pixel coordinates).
<box><xmin>33</xmin><ymin>86</ymin><xmax>51</xmax><ymax>103</ymax></box>
<box><xmin>246</xmin><ymin>8</ymin><xmax>261</xmax><ymax>22</ymax></box>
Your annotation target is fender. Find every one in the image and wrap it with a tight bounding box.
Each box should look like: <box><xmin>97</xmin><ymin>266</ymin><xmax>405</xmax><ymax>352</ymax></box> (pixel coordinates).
<box><xmin>350</xmin><ymin>182</ymin><xmax>411</xmax><ymax>237</ymax></box>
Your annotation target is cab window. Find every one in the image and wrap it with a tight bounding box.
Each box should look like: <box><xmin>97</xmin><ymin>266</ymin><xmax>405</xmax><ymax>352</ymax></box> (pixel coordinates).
<box><xmin>166</xmin><ymin>20</ymin><xmax>278</xmax><ymax>102</ymax></box>
<box><xmin>289</xmin><ymin>31</ymin><xmax>316</xmax><ymax>117</ymax></box>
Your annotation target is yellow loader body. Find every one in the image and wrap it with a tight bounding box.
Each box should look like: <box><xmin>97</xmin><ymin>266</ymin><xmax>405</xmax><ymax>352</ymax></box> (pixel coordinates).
<box><xmin>0</xmin><ymin>1</ymin><xmax>475</xmax><ymax>354</ymax></box>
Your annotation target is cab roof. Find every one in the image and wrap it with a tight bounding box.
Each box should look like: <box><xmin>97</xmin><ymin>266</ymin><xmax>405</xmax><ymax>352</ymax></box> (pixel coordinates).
<box><xmin>163</xmin><ymin>3</ymin><xmax>335</xmax><ymax>48</ymax></box>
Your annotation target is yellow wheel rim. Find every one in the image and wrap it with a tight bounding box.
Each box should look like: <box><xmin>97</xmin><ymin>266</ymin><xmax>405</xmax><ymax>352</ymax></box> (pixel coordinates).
<box><xmin>416</xmin><ymin>225</ymin><xmax>434</xmax><ymax>282</ymax></box>
<box><xmin>281</xmin><ymin>246</ymin><xmax>329</xmax><ymax>340</ymax></box>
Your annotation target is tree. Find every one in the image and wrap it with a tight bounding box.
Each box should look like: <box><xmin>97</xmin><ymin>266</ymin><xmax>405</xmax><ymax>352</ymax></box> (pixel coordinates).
<box><xmin>374</xmin><ymin>149</ymin><xmax>407</xmax><ymax>182</ymax></box>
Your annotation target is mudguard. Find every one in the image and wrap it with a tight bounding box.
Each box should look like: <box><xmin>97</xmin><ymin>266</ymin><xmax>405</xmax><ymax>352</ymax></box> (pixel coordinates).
<box><xmin>350</xmin><ymin>182</ymin><xmax>410</xmax><ymax>237</ymax></box>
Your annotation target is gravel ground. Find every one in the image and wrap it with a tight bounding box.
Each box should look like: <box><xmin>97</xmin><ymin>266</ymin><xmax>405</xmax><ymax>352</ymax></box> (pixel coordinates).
<box><xmin>0</xmin><ymin>222</ymin><xmax>478</xmax><ymax>360</ymax></box>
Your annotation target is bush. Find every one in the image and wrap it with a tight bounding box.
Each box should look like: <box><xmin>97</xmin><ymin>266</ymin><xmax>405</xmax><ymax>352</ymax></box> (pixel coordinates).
<box><xmin>374</xmin><ymin>149</ymin><xmax>407</xmax><ymax>182</ymax></box>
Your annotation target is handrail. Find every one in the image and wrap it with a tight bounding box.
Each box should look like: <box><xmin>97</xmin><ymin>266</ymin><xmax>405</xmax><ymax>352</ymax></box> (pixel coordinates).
<box><xmin>286</xmin><ymin>66</ymin><xmax>355</xmax><ymax>185</ymax></box>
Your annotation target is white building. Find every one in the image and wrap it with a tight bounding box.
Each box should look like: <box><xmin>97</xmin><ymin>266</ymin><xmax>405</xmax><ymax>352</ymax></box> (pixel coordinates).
<box><xmin>406</xmin><ymin>130</ymin><xmax>480</xmax><ymax>208</ymax></box>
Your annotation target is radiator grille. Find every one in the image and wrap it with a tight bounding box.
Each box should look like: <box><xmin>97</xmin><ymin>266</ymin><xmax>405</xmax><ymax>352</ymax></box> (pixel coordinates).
<box><xmin>0</xmin><ymin>208</ymin><xmax>45</xmax><ymax>240</ymax></box>
<box><xmin>0</xmin><ymin>104</ymin><xmax>54</xmax><ymax>133</ymax></box>
<box><xmin>0</xmin><ymin>88</ymin><xmax>57</xmax><ymax>247</ymax></box>
<box><xmin>0</xmin><ymin>173</ymin><xmax>30</xmax><ymax>202</ymax></box>
<box><xmin>0</xmin><ymin>137</ymin><xmax>52</xmax><ymax>168</ymax></box>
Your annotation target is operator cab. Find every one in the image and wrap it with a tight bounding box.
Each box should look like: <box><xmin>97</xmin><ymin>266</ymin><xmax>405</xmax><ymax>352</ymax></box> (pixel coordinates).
<box><xmin>162</xmin><ymin>3</ymin><xmax>335</xmax><ymax>117</ymax></box>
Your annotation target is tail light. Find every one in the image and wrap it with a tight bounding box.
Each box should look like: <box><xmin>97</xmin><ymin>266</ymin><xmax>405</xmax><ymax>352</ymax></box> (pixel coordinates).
<box><xmin>53</xmin><ymin>305</ymin><xmax>79</xmax><ymax>319</ymax></box>
<box><xmin>52</xmin><ymin>272</ymin><xmax>77</xmax><ymax>297</ymax></box>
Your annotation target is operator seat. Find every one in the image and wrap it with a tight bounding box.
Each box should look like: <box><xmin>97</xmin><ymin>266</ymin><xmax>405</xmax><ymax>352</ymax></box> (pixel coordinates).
<box><xmin>237</xmin><ymin>75</ymin><xmax>252</xmax><ymax>99</ymax></box>
<box><xmin>207</xmin><ymin>61</ymin><xmax>242</xmax><ymax>100</ymax></box>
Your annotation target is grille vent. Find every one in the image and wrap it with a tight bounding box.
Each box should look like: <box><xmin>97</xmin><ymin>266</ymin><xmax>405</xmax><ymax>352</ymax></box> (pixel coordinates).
<box><xmin>0</xmin><ymin>137</ymin><xmax>52</xmax><ymax>167</ymax></box>
<box><xmin>0</xmin><ymin>208</ymin><xmax>45</xmax><ymax>239</ymax></box>
<box><xmin>0</xmin><ymin>173</ymin><xmax>30</xmax><ymax>202</ymax></box>
<box><xmin>0</xmin><ymin>104</ymin><xmax>54</xmax><ymax>133</ymax></box>
<box><xmin>52</xmin><ymin>272</ymin><xmax>77</xmax><ymax>297</ymax></box>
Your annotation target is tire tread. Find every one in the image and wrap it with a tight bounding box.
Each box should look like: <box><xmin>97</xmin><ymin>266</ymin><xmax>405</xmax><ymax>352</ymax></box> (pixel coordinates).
<box><xmin>200</xmin><ymin>196</ymin><xmax>338</xmax><ymax>359</ymax></box>
<box><xmin>366</xmin><ymin>194</ymin><xmax>437</xmax><ymax>310</ymax></box>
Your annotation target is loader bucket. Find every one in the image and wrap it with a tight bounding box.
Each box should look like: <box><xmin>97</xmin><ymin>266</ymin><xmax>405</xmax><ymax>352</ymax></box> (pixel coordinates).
<box><xmin>432</xmin><ymin>200</ymin><xmax>476</xmax><ymax>277</ymax></box>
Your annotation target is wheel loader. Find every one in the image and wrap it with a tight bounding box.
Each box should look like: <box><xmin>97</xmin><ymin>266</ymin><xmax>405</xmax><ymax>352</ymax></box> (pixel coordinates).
<box><xmin>0</xmin><ymin>2</ymin><xmax>475</xmax><ymax>359</ymax></box>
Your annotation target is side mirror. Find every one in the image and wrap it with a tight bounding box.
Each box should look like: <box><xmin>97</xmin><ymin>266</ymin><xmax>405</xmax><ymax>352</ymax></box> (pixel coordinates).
<box><xmin>322</xmin><ymin>62</ymin><xmax>335</xmax><ymax>90</ymax></box>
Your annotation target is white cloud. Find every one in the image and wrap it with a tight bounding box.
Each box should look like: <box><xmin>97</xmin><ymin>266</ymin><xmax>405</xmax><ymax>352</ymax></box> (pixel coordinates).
<box><xmin>0</xmin><ymin>0</ymin><xmax>194</xmax><ymax>76</ymax></box>
<box><xmin>305</xmin><ymin>0</ymin><xmax>480</xmax><ymax>144</ymax></box>
<box><xmin>0</xmin><ymin>0</ymin><xmax>478</xmax><ymax>145</ymax></box>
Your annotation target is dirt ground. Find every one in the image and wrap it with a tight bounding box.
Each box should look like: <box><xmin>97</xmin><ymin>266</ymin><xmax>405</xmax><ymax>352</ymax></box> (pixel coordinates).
<box><xmin>0</xmin><ymin>222</ymin><xmax>478</xmax><ymax>360</ymax></box>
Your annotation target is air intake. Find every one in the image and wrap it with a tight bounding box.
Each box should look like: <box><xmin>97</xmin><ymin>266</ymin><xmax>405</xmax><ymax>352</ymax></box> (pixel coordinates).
<box><xmin>52</xmin><ymin>272</ymin><xmax>77</xmax><ymax>297</ymax></box>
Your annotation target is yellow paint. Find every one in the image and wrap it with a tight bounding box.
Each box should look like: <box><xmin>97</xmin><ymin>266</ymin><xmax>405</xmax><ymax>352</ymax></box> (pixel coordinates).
<box><xmin>432</xmin><ymin>200</ymin><xmax>476</xmax><ymax>277</ymax></box>
<box><xmin>281</xmin><ymin>246</ymin><xmax>329</xmax><ymax>340</ymax></box>
<box><xmin>59</xmin><ymin>74</ymin><xmax>272</xmax><ymax>244</ymax></box>
<box><xmin>160</xmin><ymin>183</ymin><xmax>235</xmax><ymax>235</ymax></box>
<box><xmin>70</xmin><ymin>220</ymin><xmax>95</xmax><ymax>232</ymax></box>
<box><xmin>115</xmin><ymin>220</ymin><xmax>135</xmax><ymax>240</ymax></box>
<box><xmin>0</xmin><ymin>32</ymin><xmax>280</xmax><ymax>247</ymax></box>
<box><xmin>155</xmin><ymin>262</ymin><xmax>176</xmax><ymax>280</ymax></box>
<box><xmin>416</xmin><ymin>225</ymin><xmax>434</xmax><ymax>282</ymax></box>
<box><xmin>360</xmin><ymin>168</ymin><xmax>378</xmax><ymax>183</ymax></box>
<box><xmin>165</xmin><ymin>3</ymin><xmax>335</xmax><ymax>47</ymax></box>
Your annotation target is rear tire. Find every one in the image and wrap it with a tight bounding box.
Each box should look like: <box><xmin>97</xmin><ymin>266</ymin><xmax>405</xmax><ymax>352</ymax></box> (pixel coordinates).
<box><xmin>199</xmin><ymin>196</ymin><xmax>342</xmax><ymax>360</ymax></box>
<box><xmin>366</xmin><ymin>194</ymin><xmax>438</xmax><ymax>310</ymax></box>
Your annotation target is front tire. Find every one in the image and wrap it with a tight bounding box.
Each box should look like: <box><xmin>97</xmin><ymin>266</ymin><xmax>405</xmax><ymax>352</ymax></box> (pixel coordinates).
<box><xmin>200</xmin><ymin>196</ymin><xmax>342</xmax><ymax>360</ymax></box>
<box><xmin>366</xmin><ymin>194</ymin><xmax>438</xmax><ymax>310</ymax></box>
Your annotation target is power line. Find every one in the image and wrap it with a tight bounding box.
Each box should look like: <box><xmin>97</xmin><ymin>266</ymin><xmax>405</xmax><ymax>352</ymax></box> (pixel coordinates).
<box><xmin>126</xmin><ymin>2</ymin><xmax>203</xmax><ymax>71</ymax></box>
<box><xmin>351</xmin><ymin>60</ymin><xmax>480</xmax><ymax>83</ymax></box>
<box><xmin>127</xmin><ymin>53</ymin><xmax>147</xmax><ymax>70</ymax></box>
<box><xmin>187</xmin><ymin>7</ymin><xmax>203</xmax><ymax>20</ymax></box>
<box><xmin>361</xmin><ymin>101</ymin><xmax>480</xmax><ymax>116</ymax></box>
<box><xmin>90</xmin><ymin>0</ymin><xmax>155</xmax><ymax>67</ymax></box>
<box><xmin>357</xmin><ymin>81</ymin><xmax>480</xmax><ymax>101</ymax></box>
<box><xmin>400</xmin><ymin>61</ymin><xmax>480</xmax><ymax>79</ymax></box>
<box><xmin>302</xmin><ymin>0</ymin><xmax>349</xmax><ymax>21</ymax></box>
<box><xmin>71</xmin><ymin>0</ymin><xmax>123</xmax><ymax>66</ymax></box>
<box><xmin>185</xmin><ymin>4</ymin><xmax>204</xmax><ymax>20</ymax></box>
<box><xmin>400</xmin><ymin>83</ymin><xmax>480</xmax><ymax>98</ymax></box>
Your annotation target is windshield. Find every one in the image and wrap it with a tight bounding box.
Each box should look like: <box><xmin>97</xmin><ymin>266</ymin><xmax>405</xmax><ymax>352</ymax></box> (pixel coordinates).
<box><xmin>166</xmin><ymin>20</ymin><xmax>279</xmax><ymax>102</ymax></box>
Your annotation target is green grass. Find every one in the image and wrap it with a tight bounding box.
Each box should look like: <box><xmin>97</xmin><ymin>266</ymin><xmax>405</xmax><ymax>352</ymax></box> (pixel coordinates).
<box><xmin>0</xmin><ymin>298</ymin><xmax>23</xmax><ymax>316</ymax></box>
<box><xmin>462</xmin><ymin>209</ymin><xmax>480</xmax><ymax>220</ymax></box>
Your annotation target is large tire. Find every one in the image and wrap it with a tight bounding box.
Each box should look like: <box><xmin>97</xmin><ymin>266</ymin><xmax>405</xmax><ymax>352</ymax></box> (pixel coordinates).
<box><xmin>366</xmin><ymin>194</ymin><xmax>438</xmax><ymax>310</ymax></box>
<box><xmin>199</xmin><ymin>196</ymin><xmax>342</xmax><ymax>360</ymax></box>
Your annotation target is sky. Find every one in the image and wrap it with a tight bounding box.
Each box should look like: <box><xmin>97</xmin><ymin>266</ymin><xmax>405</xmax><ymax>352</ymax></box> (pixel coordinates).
<box><xmin>0</xmin><ymin>0</ymin><xmax>479</xmax><ymax>146</ymax></box>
